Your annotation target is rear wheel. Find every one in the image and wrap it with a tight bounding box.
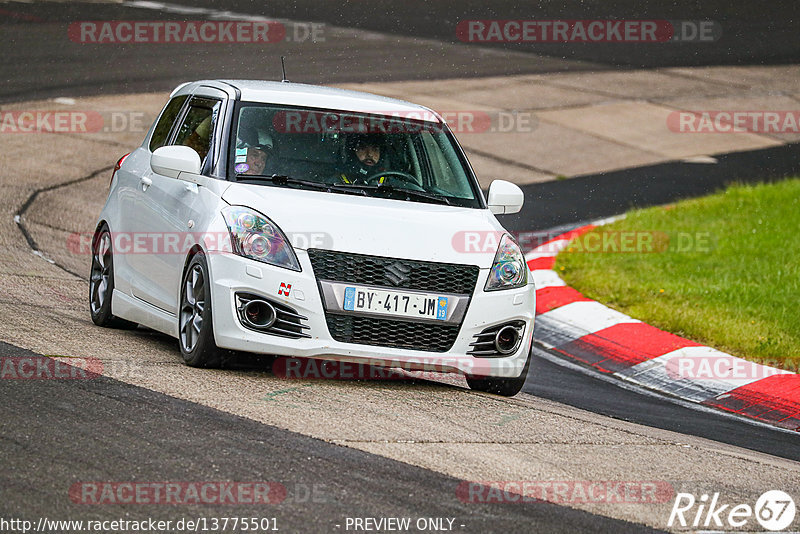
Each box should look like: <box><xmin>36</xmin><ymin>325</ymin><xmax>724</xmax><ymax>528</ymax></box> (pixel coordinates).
<box><xmin>89</xmin><ymin>227</ymin><xmax>137</xmax><ymax>329</ymax></box>
<box><xmin>466</xmin><ymin>346</ymin><xmax>532</xmax><ymax>397</ymax></box>
<box><xmin>179</xmin><ymin>253</ymin><xmax>222</xmax><ymax>368</ymax></box>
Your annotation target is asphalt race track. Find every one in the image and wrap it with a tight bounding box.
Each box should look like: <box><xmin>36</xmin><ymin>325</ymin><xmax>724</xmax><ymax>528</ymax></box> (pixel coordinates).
<box><xmin>1</xmin><ymin>341</ymin><xmax>658</xmax><ymax>533</ymax></box>
<box><xmin>1</xmin><ymin>1</ymin><xmax>799</xmax><ymax>533</ymax></box>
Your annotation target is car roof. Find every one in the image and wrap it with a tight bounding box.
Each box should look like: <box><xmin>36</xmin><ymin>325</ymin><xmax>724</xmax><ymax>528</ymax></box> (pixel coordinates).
<box><xmin>175</xmin><ymin>80</ymin><xmax>443</xmax><ymax>123</ymax></box>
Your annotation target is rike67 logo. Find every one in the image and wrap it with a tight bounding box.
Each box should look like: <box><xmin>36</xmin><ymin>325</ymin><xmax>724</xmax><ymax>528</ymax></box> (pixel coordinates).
<box><xmin>668</xmin><ymin>490</ymin><xmax>796</xmax><ymax>531</ymax></box>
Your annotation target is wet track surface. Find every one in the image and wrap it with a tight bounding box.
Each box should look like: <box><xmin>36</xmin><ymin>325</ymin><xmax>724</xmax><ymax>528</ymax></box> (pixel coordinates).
<box><xmin>499</xmin><ymin>142</ymin><xmax>800</xmax><ymax>232</ymax></box>
<box><xmin>3</xmin><ymin>1</ymin><xmax>800</xmax><ymax>101</ymax></box>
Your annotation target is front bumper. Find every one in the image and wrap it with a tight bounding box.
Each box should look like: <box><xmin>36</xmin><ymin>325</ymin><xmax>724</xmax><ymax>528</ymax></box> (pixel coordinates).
<box><xmin>208</xmin><ymin>250</ymin><xmax>535</xmax><ymax>378</ymax></box>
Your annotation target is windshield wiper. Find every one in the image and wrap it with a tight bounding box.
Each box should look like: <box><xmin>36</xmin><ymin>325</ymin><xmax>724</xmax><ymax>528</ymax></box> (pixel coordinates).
<box><xmin>335</xmin><ymin>184</ymin><xmax>451</xmax><ymax>205</ymax></box>
<box><xmin>236</xmin><ymin>173</ymin><xmax>333</xmax><ymax>191</ymax></box>
<box><xmin>237</xmin><ymin>174</ymin><xmax>377</xmax><ymax>198</ymax></box>
<box><xmin>236</xmin><ymin>175</ymin><xmax>451</xmax><ymax>204</ymax></box>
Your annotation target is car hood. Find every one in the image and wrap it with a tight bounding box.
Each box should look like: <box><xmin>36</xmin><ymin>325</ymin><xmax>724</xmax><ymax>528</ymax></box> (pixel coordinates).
<box><xmin>222</xmin><ymin>184</ymin><xmax>507</xmax><ymax>268</ymax></box>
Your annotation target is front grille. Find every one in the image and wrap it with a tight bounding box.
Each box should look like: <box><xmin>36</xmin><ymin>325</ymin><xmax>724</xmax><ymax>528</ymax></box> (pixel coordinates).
<box><xmin>308</xmin><ymin>249</ymin><xmax>479</xmax><ymax>351</ymax></box>
<box><xmin>307</xmin><ymin>249</ymin><xmax>479</xmax><ymax>294</ymax></box>
<box><xmin>325</xmin><ymin>314</ymin><xmax>460</xmax><ymax>352</ymax></box>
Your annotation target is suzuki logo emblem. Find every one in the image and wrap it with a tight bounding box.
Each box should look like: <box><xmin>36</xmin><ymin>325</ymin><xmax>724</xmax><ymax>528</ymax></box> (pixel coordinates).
<box><xmin>385</xmin><ymin>262</ymin><xmax>411</xmax><ymax>286</ymax></box>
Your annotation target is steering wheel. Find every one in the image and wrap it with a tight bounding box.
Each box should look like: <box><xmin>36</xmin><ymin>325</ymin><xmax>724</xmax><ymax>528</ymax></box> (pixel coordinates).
<box><xmin>366</xmin><ymin>171</ymin><xmax>421</xmax><ymax>189</ymax></box>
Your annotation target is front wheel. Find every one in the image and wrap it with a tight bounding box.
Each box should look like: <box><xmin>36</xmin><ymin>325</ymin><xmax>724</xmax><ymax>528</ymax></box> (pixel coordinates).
<box><xmin>466</xmin><ymin>347</ymin><xmax>532</xmax><ymax>397</ymax></box>
<box><xmin>178</xmin><ymin>253</ymin><xmax>222</xmax><ymax>368</ymax></box>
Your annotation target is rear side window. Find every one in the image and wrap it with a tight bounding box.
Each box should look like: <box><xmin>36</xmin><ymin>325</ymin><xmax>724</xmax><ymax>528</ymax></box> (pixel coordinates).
<box><xmin>149</xmin><ymin>95</ymin><xmax>187</xmax><ymax>152</ymax></box>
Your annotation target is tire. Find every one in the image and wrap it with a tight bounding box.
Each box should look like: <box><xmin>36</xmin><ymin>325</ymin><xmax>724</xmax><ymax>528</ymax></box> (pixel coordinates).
<box><xmin>89</xmin><ymin>226</ymin><xmax>137</xmax><ymax>329</ymax></box>
<box><xmin>466</xmin><ymin>345</ymin><xmax>533</xmax><ymax>397</ymax></box>
<box><xmin>178</xmin><ymin>252</ymin><xmax>222</xmax><ymax>368</ymax></box>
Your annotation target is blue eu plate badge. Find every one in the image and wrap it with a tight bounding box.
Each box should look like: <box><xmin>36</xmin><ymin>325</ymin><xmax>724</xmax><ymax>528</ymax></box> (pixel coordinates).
<box><xmin>343</xmin><ymin>287</ymin><xmax>356</xmax><ymax>310</ymax></box>
<box><xmin>436</xmin><ymin>297</ymin><xmax>448</xmax><ymax>320</ymax></box>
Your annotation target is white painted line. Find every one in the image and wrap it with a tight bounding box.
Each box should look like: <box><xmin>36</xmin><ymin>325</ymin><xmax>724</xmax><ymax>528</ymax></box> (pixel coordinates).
<box><xmin>531</xmin><ymin>269</ymin><xmax>565</xmax><ymax>289</ymax></box>
<box><xmin>681</xmin><ymin>155</ymin><xmax>718</xmax><ymax>164</ymax></box>
<box><xmin>524</xmin><ymin>250</ymin><xmax>554</xmax><ymax>262</ymax></box>
<box><xmin>590</xmin><ymin>214</ymin><xmax>626</xmax><ymax>226</ymax></box>
<box><xmin>32</xmin><ymin>250</ymin><xmax>56</xmax><ymax>264</ymax></box>
<box><xmin>539</xmin><ymin>300</ymin><xmax>639</xmax><ymax>334</ymax></box>
<box><xmin>534</xmin><ymin>301</ymin><xmax>639</xmax><ymax>347</ymax></box>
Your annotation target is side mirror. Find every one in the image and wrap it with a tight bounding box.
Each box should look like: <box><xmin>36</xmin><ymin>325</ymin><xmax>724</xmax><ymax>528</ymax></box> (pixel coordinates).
<box><xmin>487</xmin><ymin>180</ymin><xmax>525</xmax><ymax>215</ymax></box>
<box><xmin>151</xmin><ymin>145</ymin><xmax>201</xmax><ymax>179</ymax></box>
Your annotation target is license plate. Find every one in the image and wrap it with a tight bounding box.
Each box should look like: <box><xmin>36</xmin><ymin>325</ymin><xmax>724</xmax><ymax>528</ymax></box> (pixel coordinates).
<box><xmin>343</xmin><ymin>287</ymin><xmax>448</xmax><ymax>320</ymax></box>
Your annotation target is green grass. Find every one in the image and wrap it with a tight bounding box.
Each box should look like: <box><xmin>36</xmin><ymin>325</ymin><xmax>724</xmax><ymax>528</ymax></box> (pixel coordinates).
<box><xmin>555</xmin><ymin>178</ymin><xmax>800</xmax><ymax>371</ymax></box>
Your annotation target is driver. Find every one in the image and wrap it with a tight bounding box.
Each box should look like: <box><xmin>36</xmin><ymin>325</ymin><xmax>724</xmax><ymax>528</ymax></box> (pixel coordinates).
<box><xmin>337</xmin><ymin>133</ymin><xmax>391</xmax><ymax>184</ymax></box>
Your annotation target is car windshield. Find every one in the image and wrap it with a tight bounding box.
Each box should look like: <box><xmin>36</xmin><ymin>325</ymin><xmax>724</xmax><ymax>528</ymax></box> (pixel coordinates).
<box><xmin>229</xmin><ymin>103</ymin><xmax>482</xmax><ymax>208</ymax></box>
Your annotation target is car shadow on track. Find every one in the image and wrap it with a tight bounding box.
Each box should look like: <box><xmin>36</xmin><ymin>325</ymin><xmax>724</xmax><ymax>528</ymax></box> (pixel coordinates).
<box><xmin>129</xmin><ymin>325</ymin><xmax>469</xmax><ymax>391</ymax></box>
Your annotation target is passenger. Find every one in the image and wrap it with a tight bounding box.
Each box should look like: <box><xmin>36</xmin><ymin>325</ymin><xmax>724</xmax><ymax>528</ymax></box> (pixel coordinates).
<box><xmin>238</xmin><ymin>135</ymin><xmax>273</xmax><ymax>176</ymax></box>
<box><xmin>241</xmin><ymin>144</ymin><xmax>270</xmax><ymax>175</ymax></box>
<box><xmin>182</xmin><ymin>115</ymin><xmax>213</xmax><ymax>161</ymax></box>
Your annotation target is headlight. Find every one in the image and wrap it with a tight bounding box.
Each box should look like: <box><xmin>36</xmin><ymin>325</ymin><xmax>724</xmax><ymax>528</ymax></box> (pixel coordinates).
<box><xmin>222</xmin><ymin>206</ymin><xmax>301</xmax><ymax>271</ymax></box>
<box><xmin>485</xmin><ymin>233</ymin><xmax>527</xmax><ymax>291</ymax></box>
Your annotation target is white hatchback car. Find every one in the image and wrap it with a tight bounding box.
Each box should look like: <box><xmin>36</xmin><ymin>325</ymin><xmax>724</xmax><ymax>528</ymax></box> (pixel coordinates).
<box><xmin>91</xmin><ymin>80</ymin><xmax>535</xmax><ymax>395</ymax></box>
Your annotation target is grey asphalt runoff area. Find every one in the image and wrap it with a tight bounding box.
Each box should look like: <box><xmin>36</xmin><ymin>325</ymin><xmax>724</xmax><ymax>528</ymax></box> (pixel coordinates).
<box><xmin>2</xmin><ymin>1</ymin><xmax>800</xmax><ymax>533</ymax></box>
